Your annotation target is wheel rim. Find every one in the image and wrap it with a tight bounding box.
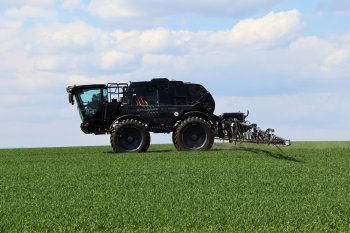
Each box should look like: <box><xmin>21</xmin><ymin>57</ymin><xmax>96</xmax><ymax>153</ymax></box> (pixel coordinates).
<box><xmin>182</xmin><ymin>123</ymin><xmax>207</xmax><ymax>149</ymax></box>
<box><xmin>119</xmin><ymin>126</ymin><xmax>142</xmax><ymax>151</ymax></box>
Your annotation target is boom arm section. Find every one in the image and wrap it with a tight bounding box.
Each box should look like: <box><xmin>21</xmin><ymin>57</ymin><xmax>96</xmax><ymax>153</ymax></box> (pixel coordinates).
<box><xmin>216</xmin><ymin>112</ymin><xmax>290</xmax><ymax>146</ymax></box>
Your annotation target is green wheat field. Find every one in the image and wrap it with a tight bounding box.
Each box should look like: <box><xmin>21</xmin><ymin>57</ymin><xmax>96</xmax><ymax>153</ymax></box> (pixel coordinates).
<box><xmin>0</xmin><ymin>142</ymin><xmax>349</xmax><ymax>232</ymax></box>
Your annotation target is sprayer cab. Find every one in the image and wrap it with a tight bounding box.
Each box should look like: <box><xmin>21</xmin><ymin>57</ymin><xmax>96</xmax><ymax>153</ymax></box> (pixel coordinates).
<box><xmin>66</xmin><ymin>83</ymin><xmax>128</xmax><ymax>134</ymax></box>
<box><xmin>67</xmin><ymin>84</ymin><xmax>108</xmax><ymax>121</ymax></box>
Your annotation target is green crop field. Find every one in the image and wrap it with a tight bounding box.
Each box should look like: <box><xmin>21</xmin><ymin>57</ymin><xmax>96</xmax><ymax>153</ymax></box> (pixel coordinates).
<box><xmin>0</xmin><ymin>142</ymin><xmax>349</xmax><ymax>232</ymax></box>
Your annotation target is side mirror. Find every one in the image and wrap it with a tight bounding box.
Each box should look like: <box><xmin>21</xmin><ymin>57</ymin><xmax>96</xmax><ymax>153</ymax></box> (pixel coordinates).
<box><xmin>69</xmin><ymin>94</ymin><xmax>74</xmax><ymax>105</ymax></box>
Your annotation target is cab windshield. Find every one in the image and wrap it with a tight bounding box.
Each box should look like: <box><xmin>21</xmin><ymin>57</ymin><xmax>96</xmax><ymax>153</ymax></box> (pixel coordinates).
<box><xmin>75</xmin><ymin>88</ymin><xmax>107</xmax><ymax>120</ymax></box>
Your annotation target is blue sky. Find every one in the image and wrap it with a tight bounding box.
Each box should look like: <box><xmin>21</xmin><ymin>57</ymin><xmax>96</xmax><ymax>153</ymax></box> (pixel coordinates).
<box><xmin>1</xmin><ymin>0</ymin><xmax>350</xmax><ymax>148</ymax></box>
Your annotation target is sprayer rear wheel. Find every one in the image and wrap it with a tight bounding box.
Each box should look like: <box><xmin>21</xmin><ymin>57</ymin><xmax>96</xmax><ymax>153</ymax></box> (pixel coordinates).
<box><xmin>174</xmin><ymin>117</ymin><xmax>214</xmax><ymax>151</ymax></box>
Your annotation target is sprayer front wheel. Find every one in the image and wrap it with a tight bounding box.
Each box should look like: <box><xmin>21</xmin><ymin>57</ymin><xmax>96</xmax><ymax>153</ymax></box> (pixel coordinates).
<box><xmin>110</xmin><ymin>119</ymin><xmax>150</xmax><ymax>153</ymax></box>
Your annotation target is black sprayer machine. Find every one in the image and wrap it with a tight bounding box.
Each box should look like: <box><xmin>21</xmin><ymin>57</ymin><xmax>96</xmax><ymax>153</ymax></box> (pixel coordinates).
<box><xmin>67</xmin><ymin>78</ymin><xmax>290</xmax><ymax>152</ymax></box>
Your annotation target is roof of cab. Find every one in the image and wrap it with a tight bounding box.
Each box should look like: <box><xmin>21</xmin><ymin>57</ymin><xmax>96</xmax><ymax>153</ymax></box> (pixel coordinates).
<box><xmin>66</xmin><ymin>84</ymin><xmax>107</xmax><ymax>93</ymax></box>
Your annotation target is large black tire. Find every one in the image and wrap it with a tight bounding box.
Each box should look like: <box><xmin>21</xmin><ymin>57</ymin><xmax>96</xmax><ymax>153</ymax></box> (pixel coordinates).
<box><xmin>110</xmin><ymin>119</ymin><xmax>150</xmax><ymax>153</ymax></box>
<box><xmin>173</xmin><ymin>117</ymin><xmax>214</xmax><ymax>151</ymax></box>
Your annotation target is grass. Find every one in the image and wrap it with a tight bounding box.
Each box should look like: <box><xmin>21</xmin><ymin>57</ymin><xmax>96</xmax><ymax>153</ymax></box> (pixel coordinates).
<box><xmin>0</xmin><ymin>142</ymin><xmax>349</xmax><ymax>232</ymax></box>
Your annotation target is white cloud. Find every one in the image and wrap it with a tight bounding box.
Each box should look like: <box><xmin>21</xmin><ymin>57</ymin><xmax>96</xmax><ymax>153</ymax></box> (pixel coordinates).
<box><xmin>0</xmin><ymin>19</ymin><xmax>22</xmax><ymax>52</ymax></box>
<box><xmin>1</xmin><ymin>9</ymin><xmax>348</xmax><ymax>91</ymax></box>
<box><xmin>62</xmin><ymin>0</ymin><xmax>83</xmax><ymax>9</ymax></box>
<box><xmin>0</xmin><ymin>0</ymin><xmax>54</xmax><ymax>6</ymax></box>
<box><xmin>88</xmin><ymin>0</ymin><xmax>143</xmax><ymax>20</ymax></box>
<box><xmin>67</xmin><ymin>75</ymin><xmax>107</xmax><ymax>85</ymax></box>
<box><xmin>100</xmin><ymin>51</ymin><xmax>139</xmax><ymax>71</ymax></box>
<box><xmin>31</xmin><ymin>21</ymin><xmax>102</xmax><ymax>53</ymax></box>
<box><xmin>284</xmin><ymin>35</ymin><xmax>350</xmax><ymax>79</ymax></box>
<box><xmin>321</xmin><ymin>46</ymin><xmax>350</xmax><ymax>75</ymax></box>
<box><xmin>138</xmin><ymin>28</ymin><xmax>192</xmax><ymax>53</ymax></box>
<box><xmin>110</xmin><ymin>28</ymin><xmax>194</xmax><ymax>54</ymax></box>
<box><xmin>204</xmin><ymin>10</ymin><xmax>301</xmax><ymax>49</ymax></box>
<box><xmin>88</xmin><ymin>0</ymin><xmax>279</xmax><ymax>20</ymax></box>
<box><xmin>4</xmin><ymin>5</ymin><xmax>56</xmax><ymax>19</ymax></box>
<box><xmin>229</xmin><ymin>10</ymin><xmax>301</xmax><ymax>46</ymax></box>
<box><xmin>33</xmin><ymin>56</ymin><xmax>58</xmax><ymax>71</ymax></box>
<box><xmin>215</xmin><ymin>93</ymin><xmax>348</xmax><ymax>122</ymax></box>
<box><xmin>318</xmin><ymin>0</ymin><xmax>350</xmax><ymax>14</ymax></box>
<box><xmin>105</xmin><ymin>10</ymin><xmax>301</xmax><ymax>56</ymax></box>
<box><xmin>0</xmin><ymin>10</ymin><xmax>304</xmax><ymax>78</ymax></box>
